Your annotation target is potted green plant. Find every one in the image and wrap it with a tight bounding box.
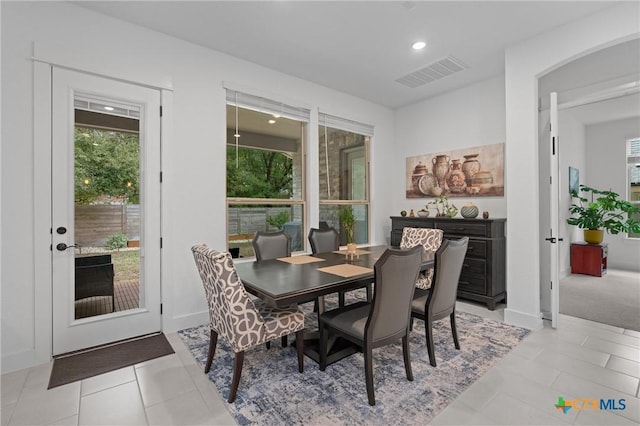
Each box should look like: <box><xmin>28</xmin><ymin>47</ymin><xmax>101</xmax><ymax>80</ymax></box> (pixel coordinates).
<box><xmin>567</xmin><ymin>184</ymin><xmax>640</xmax><ymax>244</ymax></box>
<box><xmin>339</xmin><ymin>206</ymin><xmax>357</xmax><ymax>253</ymax></box>
<box><xmin>427</xmin><ymin>195</ymin><xmax>458</xmax><ymax>218</ymax></box>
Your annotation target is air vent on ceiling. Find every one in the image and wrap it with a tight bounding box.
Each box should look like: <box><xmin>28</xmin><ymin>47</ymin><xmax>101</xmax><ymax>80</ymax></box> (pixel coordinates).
<box><xmin>395</xmin><ymin>56</ymin><xmax>469</xmax><ymax>88</ymax></box>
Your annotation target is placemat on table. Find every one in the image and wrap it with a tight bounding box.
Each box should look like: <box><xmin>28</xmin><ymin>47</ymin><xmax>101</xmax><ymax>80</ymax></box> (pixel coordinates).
<box><xmin>277</xmin><ymin>255</ymin><xmax>325</xmax><ymax>264</ymax></box>
<box><xmin>317</xmin><ymin>263</ymin><xmax>373</xmax><ymax>277</ymax></box>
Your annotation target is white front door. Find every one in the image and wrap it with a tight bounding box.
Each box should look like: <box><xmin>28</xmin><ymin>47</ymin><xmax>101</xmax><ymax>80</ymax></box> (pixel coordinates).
<box><xmin>52</xmin><ymin>68</ymin><xmax>162</xmax><ymax>355</ymax></box>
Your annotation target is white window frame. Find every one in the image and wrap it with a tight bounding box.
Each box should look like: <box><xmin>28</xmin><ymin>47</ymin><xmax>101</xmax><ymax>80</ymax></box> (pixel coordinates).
<box><xmin>318</xmin><ymin>112</ymin><xmax>373</xmax><ymax>245</ymax></box>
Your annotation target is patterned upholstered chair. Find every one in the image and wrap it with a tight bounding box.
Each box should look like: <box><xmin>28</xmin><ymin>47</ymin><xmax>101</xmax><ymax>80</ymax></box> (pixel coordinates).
<box><xmin>411</xmin><ymin>238</ymin><xmax>469</xmax><ymax>366</ymax></box>
<box><xmin>399</xmin><ymin>227</ymin><xmax>444</xmax><ymax>289</ymax></box>
<box><xmin>319</xmin><ymin>246</ymin><xmax>423</xmax><ymax>406</ymax></box>
<box><xmin>191</xmin><ymin>244</ymin><xmax>305</xmax><ymax>403</ymax></box>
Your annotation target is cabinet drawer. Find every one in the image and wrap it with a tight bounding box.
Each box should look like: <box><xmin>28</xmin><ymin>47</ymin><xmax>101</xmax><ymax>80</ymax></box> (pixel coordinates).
<box><xmin>463</xmin><ymin>239</ymin><xmax>487</xmax><ymax>258</ymax></box>
<box><xmin>458</xmin><ymin>275</ymin><xmax>486</xmax><ymax>294</ymax></box>
<box><xmin>436</xmin><ymin>222</ymin><xmax>489</xmax><ymax>237</ymax></box>
<box><xmin>461</xmin><ymin>257</ymin><xmax>486</xmax><ymax>276</ymax></box>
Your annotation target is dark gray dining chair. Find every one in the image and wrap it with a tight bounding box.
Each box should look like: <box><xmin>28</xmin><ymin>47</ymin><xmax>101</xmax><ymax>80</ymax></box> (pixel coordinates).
<box><xmin>308</xmin><ymin>227</ymin><xmax>372</xmax><ymax>307</ymax></box>
<box><xmin>411</xmin><ymin>237</ymin><xmax>469</xmax><ymax>366</ymax></box>
<box><xmin>318</xmin><ymin>245</ymin><xmax>423</xmax><ymax>406</ymax></box>
<box><xmin>252</xmin><ymin>230</ymin><xmax>291</xmax><ymax>261</ymax></box>
<box><xmin>252</xmin><ymin>230</ymin><xmax>292</xmax><ymax>348</ymax></box>
<box><xmin>191</xmin><ymin>244</ymin><xmax>304</xmax><ymax>403</ymax></box>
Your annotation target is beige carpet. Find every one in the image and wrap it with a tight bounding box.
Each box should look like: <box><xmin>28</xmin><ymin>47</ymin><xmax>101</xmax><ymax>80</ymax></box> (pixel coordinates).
<box><xmin>560</xmin><ymin>269</ymin><xmax>640</xmax><ymax>331</ymax></box>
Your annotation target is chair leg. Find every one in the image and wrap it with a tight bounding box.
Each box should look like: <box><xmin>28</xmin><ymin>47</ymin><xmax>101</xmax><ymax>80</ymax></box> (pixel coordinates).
<box><xmin>426</xmin><ymin>317</ymin><xmax>436</xmax><ymax>367</ymax></box>
<box><xmin>204</xmin><ymin>330</ymin><xmax>218</xmax><ymax>374</ymax></box>
<box><xmin>281</xmin><ymin>335</ymin><xmax>288</xmax><ymax>348</ymax></box>
<box><xmin>319</xmin><ymin>322</ymin><xmax>328</xmax><ymax>371</ymax></box>
<box><xmin>338</xmin><ymin>291</ymin><xmax>346</xmax><ymax>307</ymax></box>
<box><xmin>409</xmin><ymin>316</ymin><xmax>414</xmax><ymax>331</ymax></box>
<box><xmin>265</xmin><ymin>341</ymin><xmax>271</xmax><ymax>349</ymax></box>
<box><xmin>228</xmin><ymin>351</ymin><xmax>244</xmax><ymax>403</ymax></box>
<box><xmin>365</xmin><ymin>283</ymin><xmax>373</xmax><ymax>302</ymax></box>
<box><xmin>450</xmin><ymin>312</ymin><xmax>460</xmax><ymax>350</ymax></box>
<box><xmin>364</xmin><ymin>345</ymin><xmax>375</xmax><ymax>406</ymax></box>
<box><xmin>295</xmin><ymin>330</ymin><xmax>304</xmax><ymax>373</ymax></box>
<box><xmin>402</xmin><ymin>334</ymin><xmax>413</xmax><ymax>381</ymax></box>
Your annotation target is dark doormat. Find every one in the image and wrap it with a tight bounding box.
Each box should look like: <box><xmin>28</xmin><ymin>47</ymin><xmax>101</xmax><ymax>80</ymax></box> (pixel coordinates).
<box><xmin>48</xmin><ymin>333</ymin><xmax>174</xmax><ymax>389</ymax></box>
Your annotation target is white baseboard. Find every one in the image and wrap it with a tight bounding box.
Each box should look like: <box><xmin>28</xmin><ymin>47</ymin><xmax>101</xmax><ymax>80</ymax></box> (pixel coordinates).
<box><xmin>1</xmin><ymin>349</ymin><xmax>50</xmax><ymax>375</ymax></box>
<box><xmin>504</xmin><ymin>308</ymin><xmax>544</xmax><ymax>331</ymax></box>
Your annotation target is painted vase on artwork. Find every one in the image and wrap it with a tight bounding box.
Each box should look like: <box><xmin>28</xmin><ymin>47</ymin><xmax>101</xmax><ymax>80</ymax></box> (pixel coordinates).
<box><xmin>462</xmin><ymin>153</ymin><xmax>481</xmax><ymax>184</ymax></box>
<box><xmin>446</xmin><ymin>159</ymin><xmax>467</xmax><ymax>193</ymax></box>
<box><xmin>411</xmin><ymin>162</ymin><xmax>429</xmax><ymax>195</ymax></box>
<box><xmin>432</xmin><ymin>155</ymin><xmax>450</xmax><ymax>188</ymax></box>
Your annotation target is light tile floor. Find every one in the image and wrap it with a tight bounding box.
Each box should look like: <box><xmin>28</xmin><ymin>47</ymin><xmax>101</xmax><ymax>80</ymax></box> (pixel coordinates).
<box><xmin>2</xmin><ymin>301</ymin><xmax>639</xmax><ymax>425</ymax></box>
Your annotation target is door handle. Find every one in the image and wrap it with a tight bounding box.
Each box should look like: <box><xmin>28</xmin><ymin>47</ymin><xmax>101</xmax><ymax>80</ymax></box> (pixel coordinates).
<box><xmin>56</xmin><ymin>243</ymin><xmax>78</xmax><ymax>251</ymax></box>
<box><xmin>544</xmin><ymin>237</ymin><xmax>556</xmax><ymax>243</ymax></box>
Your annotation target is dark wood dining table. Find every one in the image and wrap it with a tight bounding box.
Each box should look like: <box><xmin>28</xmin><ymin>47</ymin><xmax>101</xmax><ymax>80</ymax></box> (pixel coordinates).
<box><xmin>234</xmin><ymin>245</ymin><xmax>435</xmax><ymax>364</ymax></box>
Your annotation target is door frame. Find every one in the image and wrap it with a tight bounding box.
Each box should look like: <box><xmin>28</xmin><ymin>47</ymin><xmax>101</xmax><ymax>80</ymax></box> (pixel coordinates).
<box><xmin>33</xmin><ymin>60</ymin><xmax>172</xmax><ymax>362</ymax></box>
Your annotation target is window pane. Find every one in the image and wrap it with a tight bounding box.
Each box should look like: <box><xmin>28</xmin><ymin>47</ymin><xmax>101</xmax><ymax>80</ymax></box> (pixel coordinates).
<box><xmin>319</xmin><ymin>204</ymin><xmax>368</xmax><ymax>246</ymax></box>
<box><xmin>318</xmin><ymin>126</ymin><xmax>368</xmax><ymax>201</ymax></box>
<box><xmin>226</xmin><ymin>105</ymin><xmax>304</xmax><ymax>200</ymax></box>
<box><xmin>227</xmin><ymin>204</ymin><xmax>304</xmax><ymax>256</ymax></box>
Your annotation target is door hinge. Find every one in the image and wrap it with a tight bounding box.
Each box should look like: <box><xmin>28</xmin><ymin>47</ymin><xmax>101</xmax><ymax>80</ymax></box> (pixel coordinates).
<box><xmin>160</xmin><ymin>237</ymin><xmax>163</xmax><ymax>249</ymax></box>
<box><xmin>160</xmin><ymin>171</ymin><xmax>163</xmax><ymax>183</ymax></box>
<box><xmin>550</xmin><ymin>281</ymin><xmax>553</xmax><ymax>290</ymax></box>
<box><xmin>160</xmin><ymin>303</ymin><xmax>163</xmax><ymax>315</ymax></box>
<box><xmin>550</xmin><ymin>176</ymin><xmax>552</xmax><ymax>185</ymax></box>
<box><xmin>552</xmin><ymin>136</ymin><xmax>556</xmax><ymax>155</ymax></box>
<box><xmin>160</xmin><ymin>105</ymin><xmax>163</xmax><ymax>117</ymax></box>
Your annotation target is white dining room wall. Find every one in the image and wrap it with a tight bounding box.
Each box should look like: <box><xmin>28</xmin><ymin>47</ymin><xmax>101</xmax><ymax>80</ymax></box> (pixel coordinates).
<box><xmin>0</xmin><ymin>1</ymin><xmax>396</xmax><ymax>373</ymax></box>
<box><xmin>393</xmin><ymin>75</ymin><xmax>507</xmax><ymax>225</ymax></box>
<box><xmin>585</xmin><ymin>117</ymin><xmax>640</xmax><ymax>272</ymax></box>
<box><xmin>504</xmin><ymin>2</ymin><xmax>639</xmax><ymax>330</ymax></box>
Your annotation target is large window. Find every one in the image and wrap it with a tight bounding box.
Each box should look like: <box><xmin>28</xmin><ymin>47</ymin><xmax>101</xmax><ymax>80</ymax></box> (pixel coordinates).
<box><xmin>627</xmin><ymin>138</ymin><xmax>640</xmax><ymax>238</ymax></box>
<box><xmin>226</xmin><ymin>90</ymin><xmax>309</xmax><ymax>257</ymax></box>
<box><xmin>318</xmin><ymin>113</ymin><xmax>372</xmax><ymax>246</ymax></box>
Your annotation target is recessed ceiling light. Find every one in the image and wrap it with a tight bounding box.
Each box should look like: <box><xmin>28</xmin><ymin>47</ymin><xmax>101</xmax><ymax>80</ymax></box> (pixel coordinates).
<box><xmin>272</xmin><ymin>114</ymin><xmax>281</xmax><ymax>118</ymax></box>
<box><xmin>104</xmin><ymin>106</ymin><xmax>114</xmax><ymax>111</ymax></box>
<box><xmin>412</xmin><ymin>41</ymin><xmax>426</xmax><ymax>50</ymax></box>
<box><xmin>268</xmin><ymin>119</ymin><xmax>276</xmax><ymax>124</ymax></box>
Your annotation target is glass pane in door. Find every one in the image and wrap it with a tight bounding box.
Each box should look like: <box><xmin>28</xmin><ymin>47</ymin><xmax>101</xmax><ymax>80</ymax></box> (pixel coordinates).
<box><xmin>73</xmin><ymin>102</ymin><xmax>141</xmax><ymax>319</ymax></box>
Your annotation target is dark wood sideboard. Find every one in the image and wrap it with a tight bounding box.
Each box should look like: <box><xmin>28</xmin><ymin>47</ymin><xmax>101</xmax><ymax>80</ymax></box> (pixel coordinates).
<box><xmin>390</xmin><ymin>216</ymin><xmax>506</xmax><ymax>310</ymax></box>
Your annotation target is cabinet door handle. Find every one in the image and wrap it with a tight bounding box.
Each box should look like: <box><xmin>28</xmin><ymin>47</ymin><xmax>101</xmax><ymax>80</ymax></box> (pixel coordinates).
<box><xmin>463</xmin><ymin>263</ymin><xmax>470</xmax><ymax>268</ymax></box>
<box><xmin>459</xmin><ymin>280</ymin><xmax>471</xmax><ymax>285</ymax></box>
<box><xmin>451</xmin><ymin>227</ymin><xmax>466</xmax><ymax>231</ymax></box>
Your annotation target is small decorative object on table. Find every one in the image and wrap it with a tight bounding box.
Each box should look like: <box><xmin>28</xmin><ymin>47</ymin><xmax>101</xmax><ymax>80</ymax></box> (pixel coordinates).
<box><xmin>482</xmin><ymin>211</ymin><xmax>490</xmax><ymax>219</ymax></box>
<box><xmin>460</xmin><ymin>203</ymin><xmax>479</xmax><ymax>219</ymax></box>
<box><xmin>417</xmin><ymin>209</ymin><xmax>429</xmax><ymax>217</ymax></box>
<box><xmin>340</xmin><ymin>206</ymin><xmax>359</xmax><ymax>260</ymax></box>
<box><xmin>400</xmin><ymin>210</ymin><xmax>407</xmax><ymax>217</ymax></box>
<box><xmin>409</xmin><ymin>209</ymin><xmax>415</xmax><ymax>218</ymax></box>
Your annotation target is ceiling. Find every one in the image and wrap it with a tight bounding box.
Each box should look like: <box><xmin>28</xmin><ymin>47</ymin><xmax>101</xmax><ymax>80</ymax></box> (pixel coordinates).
<box><xmin>74</xmin><ymin>1</ymin><xmax>617</xmax><ymax>109</ymax></box>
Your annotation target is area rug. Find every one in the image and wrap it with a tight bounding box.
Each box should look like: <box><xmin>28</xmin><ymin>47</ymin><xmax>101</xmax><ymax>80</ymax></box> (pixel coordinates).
<box><xmin>48</xmin><ymin>333</ymin><xmax>174</xmax><ymax>389</ymax></box>
<box><xmin>178</xmin><ymin>295</ymin><xmax>530</xmax><ymax>425</ymax></box>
